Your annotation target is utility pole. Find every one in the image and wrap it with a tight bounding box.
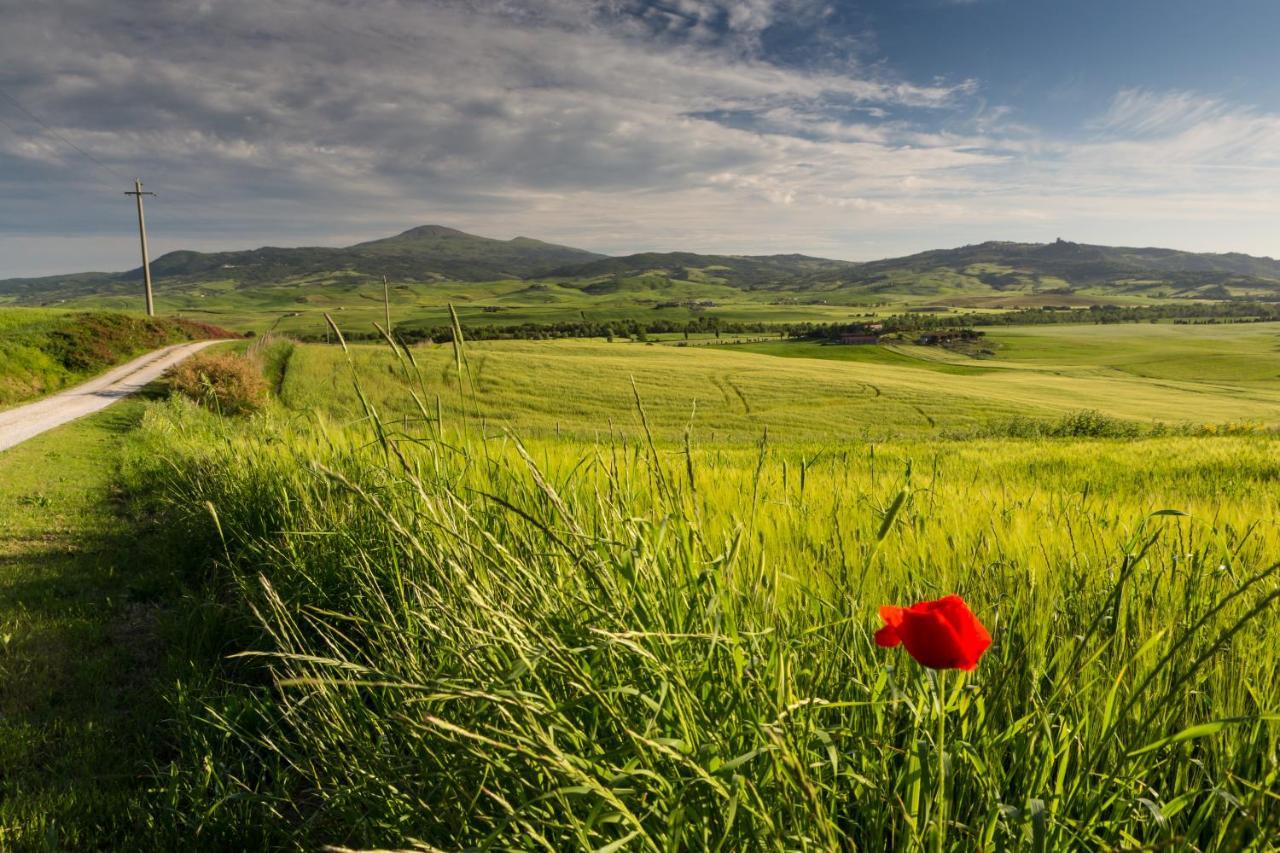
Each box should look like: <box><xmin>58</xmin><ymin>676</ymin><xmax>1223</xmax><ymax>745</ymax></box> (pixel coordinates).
<box><xmin>383</xmin><ymin>275</ymin><xmax>391</xmax><ymax>333</ymax></box>
<box><xmin>124</xmin><ymin>178</ymin><xmax>156</xmax><ymax>316</ymax></box>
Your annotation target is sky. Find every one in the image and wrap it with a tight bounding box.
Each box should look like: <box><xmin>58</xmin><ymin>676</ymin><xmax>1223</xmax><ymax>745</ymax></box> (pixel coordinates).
<box><xmin>2</xmin><ymin>0</ymin><xmax>1279</xmax><ymax>277</ymax></box>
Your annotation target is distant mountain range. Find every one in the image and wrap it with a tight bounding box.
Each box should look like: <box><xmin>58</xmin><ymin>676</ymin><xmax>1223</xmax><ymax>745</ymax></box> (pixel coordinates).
<box><xmin>4</xmin><ymin>227</ymin><xmax>1280</xmax><ymax>305</ymax></box>
<box><xmin>0</xmin><ymin>226</ymin><xmax>605</xmax><ymax>302</ymax></box>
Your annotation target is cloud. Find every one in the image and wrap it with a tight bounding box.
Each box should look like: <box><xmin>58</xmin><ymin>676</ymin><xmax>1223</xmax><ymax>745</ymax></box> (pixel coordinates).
<box><xmin>0</xmin><ymin>0</ymin><xmax>989</xmax><ymax>265</ymax></box>
<box><xmin>0</xmin><ymin>0</ymin><xmax>1277</xmax><ymax>275</ymax></box>
<box><xmin>1086</xmin><ymin>88</ymin><xmax>1280</xmax><ymax>169</ymax></box>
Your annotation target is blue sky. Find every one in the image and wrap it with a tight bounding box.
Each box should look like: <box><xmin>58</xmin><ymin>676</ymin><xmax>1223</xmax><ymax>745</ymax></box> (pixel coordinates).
<box><xmin>863</xmin><ymin>1</ymin><xmax>1280</xmax><ymax>125</ymax></box>
<box><xmin>1</xmin><ymin>0</ymin><xmax>1278</xmax><ymax>276</ymax></box>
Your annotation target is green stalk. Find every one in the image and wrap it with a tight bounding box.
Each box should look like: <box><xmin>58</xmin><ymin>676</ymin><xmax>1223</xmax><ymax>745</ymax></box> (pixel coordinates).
<box><xmin>934</xmin><ymin>669</ymin><xmax>948</xmax><ymax>853</ymax></box>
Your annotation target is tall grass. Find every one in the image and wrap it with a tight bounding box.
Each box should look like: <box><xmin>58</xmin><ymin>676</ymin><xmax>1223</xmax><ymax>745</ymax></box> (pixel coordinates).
<box><xmin>0</xmin><ymin>307</ymin><xmax>236</xmax><ymax>407</ymax></box>
<box><xmin>127</xmin><ymin>340</ymin><xmax>1280</xmax><ymax>849</ymax></box>
<box><xmin>275</xmin><ymin>339</ymin><xmax>1280</xmax><ymax>442</ymax></box>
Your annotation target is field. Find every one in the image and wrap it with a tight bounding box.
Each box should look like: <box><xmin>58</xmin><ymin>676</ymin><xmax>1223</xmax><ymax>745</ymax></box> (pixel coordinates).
<box><xmin>0</xmin><ymin>398</ymin><xmax>197</xmax><ymax>847</ymax></box>
<box><xmin>49</xmin><ymin>273</ymin><xmax>930</xmax><ymax>338</ymax></box>
<box><xmin>28</xmin><ymin>263</ymin><xmax>1210</xmax><ymax>340</ymax></box>
<box><xmin>276</xmin><ymin>322</ymin><xmax>1280</xmax><ymax>441</ymax></box>
<box><xmin>1</xmin><ymin>314</ymin><xmax>1279</xmax><ymax>848</ymax></box>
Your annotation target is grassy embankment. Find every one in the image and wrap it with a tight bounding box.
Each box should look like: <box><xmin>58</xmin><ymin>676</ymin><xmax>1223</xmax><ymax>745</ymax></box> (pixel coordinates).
<box><xmin>0</xmin><ymin>307</ymin><xmax>234</xmax><ymax>409</ymax></box>
<box><xmin>108</xmin><ymin>325</ymin><xmax>1280</xmax><ymax>848</ymax></box>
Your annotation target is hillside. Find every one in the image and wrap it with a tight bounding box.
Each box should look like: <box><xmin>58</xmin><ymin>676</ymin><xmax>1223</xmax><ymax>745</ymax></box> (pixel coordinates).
<box><xmin>546</xmin><ymin>251</ymin><xmax>861</xmax><ymax>287</ymax></box>
<box><xmin>0</xmin><ymin>226</ymin><xmax>606</xmax><ymax>304</ymax></box>
<box><xmin>0</xmin><ymin>308</ymin><xmax>235</xmax><ymax>407</ymax></box>
<box><xmin>826</xmin><ymin>239</ymin><xmax>1280</xmax><ymax>299</ymax></box>
<box><xmin>5</xmin><ymin>230</ymin><xmax>1280</xmax><ymax>318</ymax></box>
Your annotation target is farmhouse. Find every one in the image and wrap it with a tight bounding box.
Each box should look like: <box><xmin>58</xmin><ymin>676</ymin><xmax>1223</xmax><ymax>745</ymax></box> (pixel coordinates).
<box><xmin>835</xmin><ymin>322</ymin><xmax>884</xmax><ymax>345</ymax></box>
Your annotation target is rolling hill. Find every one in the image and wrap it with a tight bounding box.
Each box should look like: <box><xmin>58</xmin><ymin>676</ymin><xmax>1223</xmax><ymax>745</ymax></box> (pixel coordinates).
<box><xmin>827</xmin><ymin>239</ymin><xmax>1280</xmax><ymax>298</ymax></box>
<box><xmin>545</xmin><ymin>252</ymin><xmax>861</xmax><ymax>287</ymax></box>
<box><xmin>0</xmin><ymin>226</ymin><xmax>606</xmax><ymax>304</ymax></box>
<box><xmin>4</xmin><ymin>229</ymin><xmax>1280</xmax><ymax>313</ymax></box>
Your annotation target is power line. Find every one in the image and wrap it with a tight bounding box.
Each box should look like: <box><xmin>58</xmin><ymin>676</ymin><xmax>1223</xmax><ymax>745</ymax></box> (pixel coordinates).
<box><xmin>0</xmin><ymin>107</ymin><xmax>125</xmax><ymax>198</ymax></box>
<box><xmin>0</xmin><ymin>87</ymin><xmax>244</xmax><ymax>217</ymax></box>
<box><xmin>0</xmin><ymin>86</ymin><xmax>133</xmax><ymax>183</ymax></box>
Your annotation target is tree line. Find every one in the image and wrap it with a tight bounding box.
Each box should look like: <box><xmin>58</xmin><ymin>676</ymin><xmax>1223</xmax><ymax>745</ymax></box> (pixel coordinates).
<box><xmin>293</xmin><ymin>301</ymin><xmax>1280</xmax><ymax>344</ymax></box>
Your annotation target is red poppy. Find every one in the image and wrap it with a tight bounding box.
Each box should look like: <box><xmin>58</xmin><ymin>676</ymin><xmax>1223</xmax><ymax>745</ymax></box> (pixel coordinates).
<box><xmin>874</xmin><ymin>594</ymin><xmax>991</xmax><ymax>671</ymax></box>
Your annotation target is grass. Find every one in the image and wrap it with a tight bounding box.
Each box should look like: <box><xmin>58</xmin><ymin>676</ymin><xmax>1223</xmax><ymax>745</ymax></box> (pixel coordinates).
<box><xmin>727</xmin><ymin>339</ymin><xmax>993</xmax><ymax>375</ymax></box>
<box><xmin>3</xmin><ymin>317</ymin><xmax>1279</xmax><ymax>848</ymax></box>
<box><xmin>118</xmin><ymin>352</ymin><xmax>1280</xmax><ymax>848</ymax></box>
<box><xmin>0</xmin><ymin>307</ymin><xmax>234</xmax><ymax>408</ymax></box>
<box><xmin>0</xmin><ymin>398</ymin><xmax>193</xmax><ymax>848</ymax></box>
<box><xmin>167</xmin><ymin>350</ymin><xmax>269</xmax><ymax>415</ymax></box>
<box><xmin>984</xmin><ymin>322</ymin><xmax>1280</xmax><ymax>383</ymax></box>
<box><xmin>275</xmin><ymin>327</ymin><xmax>1280</xmax><ymax>442</ymax></box>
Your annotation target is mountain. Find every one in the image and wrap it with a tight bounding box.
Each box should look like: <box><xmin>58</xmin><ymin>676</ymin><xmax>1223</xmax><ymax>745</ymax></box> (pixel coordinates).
<box><xmin>136</xmin><ymin>225</ymin><xmax>605</xmax><ymax>282</ymax></box>
<box><xmin>4</xmin><ymin>231</ymin><xmax>1280</xmax><ymax>308</ymax></box>
<box><xmin>841</xmin><ymin>239</ymin><xmax>1280</xmax><ymax>287</ymax></box>
<box><xmin>345</xmin><ymin>226</ymin><xmax>607</xmax><ymax>277</ymax></box>
<box><xmin>539</xmin><ymin>238</ymin><xmax>1280</xmax><ymax>303</ymax></box>
<box><xmin>808</xmin><ymin>236</ymin><xmax>1280</xmax><ymax>300</ymax></box>
<box><xmin>545</xmin><ymin>252</ymin><xmax>860</xmax><ymax>288</ymax></box>
<box><xmin>0</xmin><ymin>226</ymin><xmax>606</xmax><ymax>303</ymax></box>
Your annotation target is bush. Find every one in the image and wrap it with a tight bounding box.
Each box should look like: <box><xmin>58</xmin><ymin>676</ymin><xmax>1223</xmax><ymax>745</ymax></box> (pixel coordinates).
<box><xmin>167</xmin><ymin>351</ymin><xmax>267</xmax><ymax>415</ymax></box>
<box><xmin>1048</xmin><ymin>409</ymin><xmax>1143</xmax><ymax>438</ymax></box>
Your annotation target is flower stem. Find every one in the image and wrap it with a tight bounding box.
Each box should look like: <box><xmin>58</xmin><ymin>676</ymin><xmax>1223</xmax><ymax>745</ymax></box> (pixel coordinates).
<box><xmin>934</xmin><ymin>669</ymin><xmax>948</xmax><ymax>853</ymax></box>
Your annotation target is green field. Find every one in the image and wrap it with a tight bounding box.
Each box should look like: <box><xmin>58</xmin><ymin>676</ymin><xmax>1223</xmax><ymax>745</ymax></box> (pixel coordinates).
<box><xmin>117</xmin><ymin>344</ymin><xmax>1280</xmax><ymax>848</ymax></box>
<box><xmin>1</xmin><ymin>310</ymin><xmax>1279</xmax><ymax>848</ymax></box>
<box><xmin>276</xmin><ymin>322</ymin><xmax>1280</xmax><ymax>441</ymax></box>
<box><xmin>54</xmin><ymin>274</ymin><xmax>908</xmax><ymax>338</ymax></box>
<box><xmin>9</xmin><ymin>231</ymin><xmax>1261</xmax><ymax>341</ymax></box>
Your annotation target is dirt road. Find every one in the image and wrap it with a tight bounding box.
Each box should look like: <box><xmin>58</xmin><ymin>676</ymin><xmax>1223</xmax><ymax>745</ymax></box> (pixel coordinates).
<box><xmin>0</xmin><ymin>340</ymin><xmax>223</xmax><ymax>454</ymax></box>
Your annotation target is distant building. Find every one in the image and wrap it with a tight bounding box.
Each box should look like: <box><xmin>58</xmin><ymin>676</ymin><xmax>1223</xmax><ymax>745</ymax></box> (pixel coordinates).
<box><xmin>917</xmin><ymin>329</ymin><xmax>983</xmax><ymax>346</ymax></box>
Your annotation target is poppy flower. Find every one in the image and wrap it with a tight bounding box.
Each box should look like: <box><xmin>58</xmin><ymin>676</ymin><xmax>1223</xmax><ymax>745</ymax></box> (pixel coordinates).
<box><xmin>875</xmin><ymin>594</ymin><xmax>991</xmax><ymax>671</ymax></box>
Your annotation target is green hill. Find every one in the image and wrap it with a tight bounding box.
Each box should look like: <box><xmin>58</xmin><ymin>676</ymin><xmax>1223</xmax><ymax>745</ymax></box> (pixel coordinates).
<box><xmin>5</xmin><ymin>230</ymin><xmax>1280</xmax><ymax>323</ymax></box>
<box><xmin>0</xmin><ymin>226</ymin><xmax>606</xmax><ymax>305</ymax></box>
<box><xmin>0</xmin><ymin>308</ymin><xmax>235</xmax><ymax>407</ymax></box>
<box><xmin>547</xmin><ymin>252</ymin><xmax>860</xmax><ymax>287</ymax></box>
<box><xmin>814</xmin><ymin>239</ymin><xmax>1280</xmax><ymax>301</ymax></box>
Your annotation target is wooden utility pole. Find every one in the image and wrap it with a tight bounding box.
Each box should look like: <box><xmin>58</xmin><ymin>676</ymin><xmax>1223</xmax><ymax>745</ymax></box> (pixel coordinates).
<box><xmin>124</xmin><ymin>178</ymin><xmax>156</xmax><ymax>316</ymax></box>
<box><xmin>383</xmin><ymin>275</ymin><xmax>392</xmax><ymax>332</ymax></box>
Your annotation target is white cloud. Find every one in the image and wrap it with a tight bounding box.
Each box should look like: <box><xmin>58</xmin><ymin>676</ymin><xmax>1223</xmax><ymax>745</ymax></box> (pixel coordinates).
<box><xmin>0</xmin><ymin>1</ymin><xmax>1278</xmax><ymax>273</ymax></box>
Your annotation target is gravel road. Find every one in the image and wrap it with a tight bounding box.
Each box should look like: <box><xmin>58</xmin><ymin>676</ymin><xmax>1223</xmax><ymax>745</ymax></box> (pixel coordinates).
<box><xmin>0</xmin><ymin>340</ymin><xmax>223</xmax><ymax>454</ymax></box>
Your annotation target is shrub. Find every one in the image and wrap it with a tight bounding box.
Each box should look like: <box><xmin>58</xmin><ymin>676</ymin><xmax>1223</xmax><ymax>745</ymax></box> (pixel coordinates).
<box><xmin>167</xmin><ymin>351</ymin><xmax>267</xmax><ymax>415</ymax></box>
<box><xmin>1048</xmin><ymin>409</ymin><xmax>1143</xmax><ymax>438</ymax></box>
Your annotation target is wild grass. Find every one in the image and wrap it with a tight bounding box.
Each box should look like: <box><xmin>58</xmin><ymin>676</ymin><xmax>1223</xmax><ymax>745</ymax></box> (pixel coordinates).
<box><xmin>167</xmin><ymin>350</ymin><xmax>269</xmax><ymax>415</ymax></box>
<box><xmin>123</xmin><ymin>334</ymin><xmax>1280</xmax><ymax>849</ymax></box>
<box><xmin>277</xmin><ymin>335</ymin><xmax>1280</xmax><ymax>442</ymax></box>
<box><xmin>0</xmin><ymin>307</ymin><xmax>235</xmax><ymax>408</ymax></box>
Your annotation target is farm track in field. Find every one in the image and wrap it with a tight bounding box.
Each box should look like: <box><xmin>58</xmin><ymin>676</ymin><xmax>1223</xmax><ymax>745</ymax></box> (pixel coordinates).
<box><xmin>724</xmin><ymin>375</ymin><xmax>753</xmax><ymax>414</ymax></box>
<box><xmin>709</xmin><ymin>375</ymin><xmax>736</xmax><ymax>412</ymax></box>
